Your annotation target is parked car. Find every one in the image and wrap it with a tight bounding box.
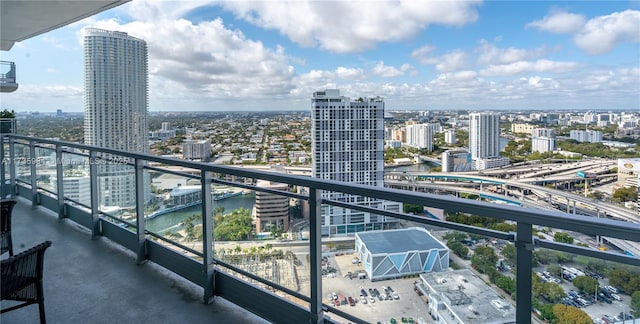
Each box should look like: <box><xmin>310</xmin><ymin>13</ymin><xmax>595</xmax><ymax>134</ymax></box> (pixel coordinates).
<box><xmin>611</xmin><ymin>294</ymin><xmax>622</xmax><ymax>301</ymax></box>
<box><xmin>359</xmin><ymin>295</ymin><xmax>367</xmax><ymax>304</ymax></box>
<box><xmin>348</xmin><ymin>296</ymin><xmax>355</xmax><ymax>306</ymax></box>
<box><xmin>360</xmin><ymin>289</ymin><xmax>368</xmax><ymax>297</ymax></box>
<box><xmin>392</xmin><ymin>292</ymin><xmax>400</xmax><ymax>300</ymax></box>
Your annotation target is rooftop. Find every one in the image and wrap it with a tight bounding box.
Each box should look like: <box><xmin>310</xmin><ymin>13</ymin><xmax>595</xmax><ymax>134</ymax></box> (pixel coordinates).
<box><xmin>1</xmin><ymin>197</ymin><xmax>267</xmax><ymax>324</ymax></box>
<box><xmin>421</xmin><ymin>269</ymin><xmax>516</xmax><ymax>324</ymax></box>
<box><xmin>356</xmin><ymin>227</ymin><xmax>446</xmax><ymax>254</ymax></box>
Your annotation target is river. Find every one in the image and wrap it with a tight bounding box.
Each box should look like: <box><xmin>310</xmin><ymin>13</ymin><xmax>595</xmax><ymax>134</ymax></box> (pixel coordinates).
<box><xmin>150</xmin><ymin>137</ymin><xmax>509</xmax><ymax>233</ymax></box>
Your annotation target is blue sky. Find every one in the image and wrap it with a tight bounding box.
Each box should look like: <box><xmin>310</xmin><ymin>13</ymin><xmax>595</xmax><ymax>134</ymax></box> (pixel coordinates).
<box><xmin>1</xmin><ymin>0</ymin><xmax>639</xmax><ymax>112</ymax></box>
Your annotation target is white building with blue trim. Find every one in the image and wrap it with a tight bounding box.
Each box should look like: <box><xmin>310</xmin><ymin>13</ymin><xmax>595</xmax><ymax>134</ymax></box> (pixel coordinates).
<box><xmin>355</xmin><ymin>227</ymin><xmax>449</xmax><ymax>281</ymax></box>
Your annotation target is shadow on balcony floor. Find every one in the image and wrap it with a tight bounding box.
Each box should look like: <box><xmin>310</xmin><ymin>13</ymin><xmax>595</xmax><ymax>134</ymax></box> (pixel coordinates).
<box><xmin>1</xmin><ymin>197</ymin><xmax>269</xmax><ymax>324</ymax></box>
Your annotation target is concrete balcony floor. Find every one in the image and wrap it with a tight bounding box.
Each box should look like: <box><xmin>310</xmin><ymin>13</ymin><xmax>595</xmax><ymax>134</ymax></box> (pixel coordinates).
<box><xmin>1</xmin><ymin>197</ymin><xmax>269</xmax><ymax>324</ymax></box>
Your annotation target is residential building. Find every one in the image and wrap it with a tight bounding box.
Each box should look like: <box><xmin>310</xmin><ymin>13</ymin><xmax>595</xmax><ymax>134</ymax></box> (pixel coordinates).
<box><xmin>405</xmin><ymin>123</ymin><xmax>436</xmax><ymax>151</ymax></box>
<box><xmin>511</xmin><ymin>123</ymin><xmax>535</xmax><ymax>134</ymax></box>
<box><xmin>83</xmin><ymin>28</ymin><xmax>149</xmax><ymax>207</ymax></box>
<box><xmin>570</xmin><ymin>130</ymin><xmax>603</xmax><ymax>143</ymax></box>
<box><xmin>150</xmin><ymin>121</ymin><xmax>177</xmax><ymax>140</ymax></box>
<box><xmin>444</xmin><ymin>130</ymin><xmax>456</xmax><ymax>145</ymax></box>
<box><xmin>531</xmin><ymin>128</ymin><xmax>556</xmax><ymax>153</ymax></box>
<box><xmin>311</xmin><ymin>89</ymin><xmax>401</xmax><ymax>236</ymax></box>
<box><xmin>183</xmin><ymin>139</ymin><xmax>211</xmax><ymax>161</ymax></box>
<box><xmin>469</xmin><ymin>112</ymin><xmax>502</xmax><ymax>170</ymax></box>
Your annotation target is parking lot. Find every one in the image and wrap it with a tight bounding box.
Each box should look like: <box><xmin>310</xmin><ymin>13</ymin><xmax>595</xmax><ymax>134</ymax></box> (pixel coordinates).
<box><xmin>322</xmin><ymin>253</ymin><xmax>431</xmax><ymax>324</ymax></box>
<box><xmin>534</xmin><ymin>264</ymin><xmax>633</xmax><ymax>323</ymax></box>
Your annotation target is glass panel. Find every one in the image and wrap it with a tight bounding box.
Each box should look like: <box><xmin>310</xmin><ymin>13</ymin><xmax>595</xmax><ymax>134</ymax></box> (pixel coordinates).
<box><xmin>211</xmin><ymin>179</ymin><xmax>311</xmax><ymax>303</ymax></box>
<box><xmin>145</xmin><ymin>169</ymin><xmax>202</xmax><ymax>254</ymax></box>
<box><xmin>13</xmin><ymin>142</ymin><xmax>30</xmax><ymax>185</ymax></box>
<box><xmin>59</xmin><ymin>151</ymin><xmax>91</xmax><ymax>206</ymax></box>
<box><xmin>35</xmin><ymin>146</ymin><xmax>56</xmax><ymax>193</ymax></box>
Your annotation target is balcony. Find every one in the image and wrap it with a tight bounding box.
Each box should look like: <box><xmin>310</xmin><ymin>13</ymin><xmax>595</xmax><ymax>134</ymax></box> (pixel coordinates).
<box><xmin>0</xmin><ymin>61</ymin><xmax>18</xmax><ymax>93</ymax></box>
<box><xmin>2</xmin><ymin>134</ymin><xmax>639</xmax><ymax>324</ymax></box>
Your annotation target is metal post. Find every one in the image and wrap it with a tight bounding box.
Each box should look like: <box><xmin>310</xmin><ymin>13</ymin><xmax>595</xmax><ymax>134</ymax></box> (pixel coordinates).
<box><xmin>516</xmin><ymin>221</ymin><xmax>533</xmax><ymax>324</ymax></box>
<box><xmin>0</xmin><ymin>135</ymin><xmax>5</xmax><ymax>198</ymax></box>
<box><xmin>308</xmin><ymin>188</ymin><xmax>324</xmax><ymax>324</ymax></box>
<box><xmin>547</xmin><ymin>194</ymin><xmax>552</xmax><ymax>209</ymax></box>
<box><xmin>56</xmin><ymin>146</ymin><xmax>65</xmax><ymax>220</ymax></box>
<box><xmin>572</xmin><ymin>200</ymin><xmax>576</xmax><ymax>215</ymax></box>
<box><xmin>89</xmin><ymin>151</ymin><xmax>100</xmax><ymax>238</ymax></box>
<box><xmin>29</xmin><ymin>140</ymin><xmax>38</xmax><ymax>206</ymax></box>
<box><xmin>566</xmin><ymin>198</ymin><xmax>570</xmax><ymax>213</ymax></box>
<box><xmin>201</xmin><ymin>171</ymin><xmax>215</xmax><ymax>304</ymax></box>
<box><xmin>134</xmin><ymin>158</ymin><xmax>147</xmax><ymax>264</ymax></box>
<box><xmin>8</xmin><ymin>139</ymin><xmax>16</xmax><ymax>197</ymax></box>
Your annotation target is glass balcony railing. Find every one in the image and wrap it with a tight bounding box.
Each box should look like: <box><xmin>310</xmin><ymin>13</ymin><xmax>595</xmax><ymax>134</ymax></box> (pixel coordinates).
<box><xmin>0</xmin><ymin>61</ymin><xmax>18</xmax><ymax>92</ymax></box>
<box><xmin>1</xmin><ymin>134</ymin><xmax>639</xmax><ymax>324</ymax></box>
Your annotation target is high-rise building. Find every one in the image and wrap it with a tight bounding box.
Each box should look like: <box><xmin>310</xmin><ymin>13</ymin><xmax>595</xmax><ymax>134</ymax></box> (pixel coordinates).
<box><xmin>182</xmin><ymin>139</ymin><xmax>211</xmax><ymax>161</ymax></box>
<box><xmin>444</xmin><ymin>130</ymin><xmax>456</xmax><ymax>145</ymax></box>
<box><xmin>531</xmin><ymin>128</ymin><xmax>556</xmax><ymax>153</ymax></box>
<box><xmin>469</xmin><ymin>112</ymin><xmax>500</xmax><ymax>160</ymax></box>
<box><xmin>84</xmin><ymin>28</ymin><xmax>149</xmax><ymax>207</ymax></box>
<box><xmin>311</xmin><ymin>89</ymin><xmax>401</xmax><ymax>236</ymax></box>
<box><xmin>405</xmin><ymin>123</ymin><xmax>436</xmax><ymax>151</ymax></box>
<box><xmin>469</xmin><ymin>112</ymin><xmax>506</xmax><ymax>170</ymax></box>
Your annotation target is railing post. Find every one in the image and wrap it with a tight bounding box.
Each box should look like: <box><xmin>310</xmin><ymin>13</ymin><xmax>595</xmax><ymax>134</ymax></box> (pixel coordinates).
<box><xmin>8</xmin><ymin>138</ymin><xmax>16</xmax><ymax>197</ymax></box>
<box><xmin>516</xmin><ymin>221</ymin><xmax>533</xmax><ymax>324</ymax></box>
<box><xmin>0</xmin><ymin>135</ymin><xmax>5</xmax><ymax>198</ymax></box>
<box><xmin>55</xmin><ymin>145</ymin><xmax>65</xmax><ymax>220</ymax></box>
<box><xmin>201</xmin><ymin>171</ymin><xmax>215</xmax><ymax>304</ymax></box>
<box><xmin>135</xmin><ymin>158</ymin><xmax>147</xmax><ymax>264</ymax></box>
<box><xmin>309</xmin><ymin>187</ymin><xmax>324</xmax><ymax>324</ymax></box>
<box><xmin>29</xmin><ymin>139</ymin><xmax>37</xmax><ymax>206</ymax></box>
<box><xmin>89</xmin><ymin>151</ymin><xmax>100</xmax><ymax>238</ymax></box>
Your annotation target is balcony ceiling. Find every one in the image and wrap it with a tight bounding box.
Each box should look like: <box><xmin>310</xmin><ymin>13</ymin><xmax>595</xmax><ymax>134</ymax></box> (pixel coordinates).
<box><xmin>1</xmin><ymin>0</ymin><xmax>131</xmax><ymax>51</ymax></box>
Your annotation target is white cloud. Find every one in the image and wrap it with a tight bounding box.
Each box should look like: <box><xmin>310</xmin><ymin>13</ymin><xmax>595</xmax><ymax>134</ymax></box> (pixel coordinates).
<box><xmin>220</xmin><ymin>0</ymin><xmax>481</xmax><ymax>53</ymax></box>
<box><xmin>372</xmin><ymin>62</ymin><xmax>412</xmax><ymax>78</ymax></box>
<box><xmin>574</xmin><ymin>10</ymin><xmax>640</xmax><ymax>55</ymax></box>
<box><xmin>475</xmin><ymin>40</ymin><xmax>546</xmax><ymax>65</ymax></box>
<box><xmin>410</xmin><ymin>45</ymin><xmax>436</xmax><ymax>65</ymax></box>
<box><xmin>527</xmin><ymin>11</ymin><xmax>586</xmax><ymax>34</ymax></box>
<box><xmin>86</xmin><ymin>16</ymin><xmax>296</xmax><ymax>100</ymax></box>
<box><xmin>335</xmin><ymin>67</ymin><xmax>365</xmax><ymax>81</ymax></box>
<box><xmin>434</xmin><ymin>50</ymin><xmax>467</xmax><ymax>72</ymax></box>
<box><xmin>480</xmin><ymin>59</ymin><xmax>579</xmax><ymax>76</ymax></box>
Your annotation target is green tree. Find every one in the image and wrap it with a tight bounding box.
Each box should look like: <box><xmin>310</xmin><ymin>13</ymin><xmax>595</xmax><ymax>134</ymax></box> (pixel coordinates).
<box><xmin>447</xmin><ymin>241</ymin><xmax>469</xmax><ymax>259</ymax></box>
<box><xmin>214</xmin><ymin>208</ymin><xmax>253</xmax><ymax>241</ymax></box>
<box><xmin>543</xmin><ymin>282</ymin><xmax>566</xmax><ymax>302</ymax></box>
<box><xmin>501</xmin><ymin>243</ymin><xmax>516</xmax><ymax>265</ymax></box>
<box><xmin>403</xmin><ymin>204</ymin><xmax>424</xmax><ymax>214</ymax></box>
<box><xmin>552</xmin><ymin>304</ymin><xmax>592</xmax><ymax>324</ymax></box>
<box><xmin>471</xmin><ymin>246</ymin><xmax>498</xmax><ymax>274</ymax></box>
<box><xmin>572</xmin><ymin>275</ymin><xmax>598</xmax><ymax>295</ymax></box>
<box><xmin>554</xmin><ymin>232</ymin><xmax>574</xmax><ymax>244</ymax></box>
<box><xmin>608</xmin><ymin>265</ymin><xmax>640</xmax><ymax>295</ymax></box>
<box><xmin>631</xmin><ymin>291</ymin><xmax>640</xmax><ymax>318</ymax></box>
<box><xmin>613</xmin><ymin>186</ymin><xmax>637</xmax><ymax>202</ymax></box>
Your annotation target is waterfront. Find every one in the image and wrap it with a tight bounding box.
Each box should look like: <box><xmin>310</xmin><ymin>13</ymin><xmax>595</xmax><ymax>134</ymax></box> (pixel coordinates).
<box><xmin>146</xmin><ymin>194</ymin><xmax>256</xmax><ymax>234</ymax></box>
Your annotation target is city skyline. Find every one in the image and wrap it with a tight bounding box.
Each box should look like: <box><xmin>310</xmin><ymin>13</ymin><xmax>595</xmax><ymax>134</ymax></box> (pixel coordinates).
<box><xmin>1</xmin><ymin>1</ymin><xmax>639</xmax><ymax>112</ymax></box>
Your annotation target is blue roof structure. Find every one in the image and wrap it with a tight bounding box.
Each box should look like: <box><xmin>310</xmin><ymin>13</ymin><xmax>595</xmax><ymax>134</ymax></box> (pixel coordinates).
<box><xmin>356</xmin><ymin>228</ymin><xmax>446</xmax><ymax>255</ymax></box>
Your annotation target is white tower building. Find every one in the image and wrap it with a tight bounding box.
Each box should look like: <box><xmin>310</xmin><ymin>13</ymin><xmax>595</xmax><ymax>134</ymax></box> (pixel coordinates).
<box><xmin>405</xmin><ymin>123</ymin><xmax>436</xmax><ymax>151</ymax></box>
<box><xmin>83</xmin><ymin>28</ymin><xmax>149</xmax><ymax>207</ymax></box>
<box><xmin>531</xmin><ymin>128</ymin><xmax>556</xmax><ymax>153</ymax></box>
<box><xmin>311</xmin><ymin>89</ymin><xmax>401</xmax><ymax>236</ymax></box>
<box><xmin>469</xmin><ymin>112</ymin><xmax>508</xmax><ymax>170</ymax></box>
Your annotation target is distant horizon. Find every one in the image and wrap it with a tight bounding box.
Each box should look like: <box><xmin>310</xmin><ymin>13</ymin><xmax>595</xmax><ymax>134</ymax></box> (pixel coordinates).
<box><xmin>9</xmin><ymin>107</ymin><xmax>640</xmax><ymax>115</ymax></box>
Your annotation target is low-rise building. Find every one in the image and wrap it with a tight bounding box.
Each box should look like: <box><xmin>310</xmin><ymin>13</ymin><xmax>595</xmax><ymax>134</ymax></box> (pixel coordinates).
<box><xmin>419</xmin><ymin>269</ymin><xmax>516</xmax><ymax>323</ymax></box>
<box><xmin>355</xmin><ymin>227</ymin><xmax>448</xmax><ymax>281</ymax></box>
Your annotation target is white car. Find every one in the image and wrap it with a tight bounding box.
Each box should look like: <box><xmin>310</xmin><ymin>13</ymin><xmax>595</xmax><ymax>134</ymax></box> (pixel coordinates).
<box><xmin>392</xmin><ymin>292</ymin><xmax>400</xmax><ymax>300</ymax></box>
<box><xmin>369</xmin><ymin>296</ymin><xmax>375</xmax><ymax>304</ymax></box>
<box><xmin>359</xmin><ymin>295</ymin><xmax>367</xmax><ymax>304</ymax></box>
<box><xmin>611</xmin><ymin>294</ymin><xmax>622</xmax><ymax>301</ymax></box>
